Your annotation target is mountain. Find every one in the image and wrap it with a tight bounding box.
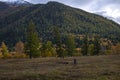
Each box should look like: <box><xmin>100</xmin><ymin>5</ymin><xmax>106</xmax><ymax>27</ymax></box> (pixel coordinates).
<box><xmin>0</xmin><ymin>1</ymin><xmax>17</xmax><ymax>18</ymax></box>
<box><xmin>6</xmin><ymin>0</ymin><xmax>32</xmax><ymax>6</ymax></box>
<box><xmin>0</xmin><ymin>0</ymin><xmax>32</xmax><ymax>18</ymax></box>
<box><xmin>0</xmin><ymin>1</ymin><xmax>120</xmax><ymax>47</ymax></box>
<box><xmin>0</xmin><ymin>1</ymin><xmax>9</xmax><ymax>10</ymax></box>
<box><xmin>0</xmin><ymin>0</ymin><xmax>31</xmax><ymax>6</ymax></box>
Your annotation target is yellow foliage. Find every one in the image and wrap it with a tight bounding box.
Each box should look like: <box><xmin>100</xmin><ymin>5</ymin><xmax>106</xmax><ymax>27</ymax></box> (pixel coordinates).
<box><xmin>0</xmin><ymin>53</ymin><xmax>28</xmax><ymax>59</ymax></box>
<box><xmin>41</xmin><ymin>48</ymin><xmax>57</xmax><ymax>57</ymax></box>
<box><xmin>3</xmin><ymin>53</ymin><xmax>12</xmax><ymax>59</ymax></box>
<box><xmin>73</xmin><ymin>52</ymin><xmax>82</xmax><ymax>56</ymax></box>
<box><xmin>0</xmin><ymin>53</ymin><xmax>3</xmax><ymax>58</ymax></box>
<box><xmin>1</xmin><ymin>42</ymin><xmax>9</xmax><ymax>54</ymax></box>
<box><xmin>41</xmin><ymin>51</ymin><xmax>52</xmax><ymax>57</ymax></box>
<box><xmin>15</xmin><ymin>41</ymin><xmax>24</xmax><ymax>54</ymax></box>
<box><xmin>105</xmin><ymin>50</ymin><xmax>112</xmax><ymax>55</ymax></box>
<box><xmin>46</xmin><ymin>51</ymin><xmax>52</xmax><ymax>57</ymax></box>
<box><xmin>111</xmin><ymin>43</ymin><xmax>120</xmax><ymax>55</ymax></box>
<box><xmin>11</xmin><ymin>53</ymin><xmax>28</xmax><ymax>58</ymax></box>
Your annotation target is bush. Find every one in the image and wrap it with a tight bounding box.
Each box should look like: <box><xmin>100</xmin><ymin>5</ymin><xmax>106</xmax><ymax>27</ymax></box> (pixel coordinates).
<box><xmin>0</xmin><ymin>53</ymin><xmax>3</xmax><ymax>58</ymax></box>
<box><xmin>12</xmin><ymin>53</ymin><xmax>29</xmax><ymax>58</ymax></box>
<box><xmin>0</xmin><ymin>53</ymin><xmax>28</xmax><ymax>59</ymax></box>
<box><xmin>3</xmin><ymin>53</ymin><xmax>12</xmax><ymax>59</ymax></box>
<box><xmin>104</xmin><ymin>50</ymin><xmax>112</xmax><ymax>55</ymax></box>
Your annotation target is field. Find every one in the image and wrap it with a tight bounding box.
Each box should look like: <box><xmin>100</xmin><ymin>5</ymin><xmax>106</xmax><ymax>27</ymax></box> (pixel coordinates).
<box><xmin>0</xmin><ymin>55</ymin><xmax>120</xmax><ymax>80</ymax></box>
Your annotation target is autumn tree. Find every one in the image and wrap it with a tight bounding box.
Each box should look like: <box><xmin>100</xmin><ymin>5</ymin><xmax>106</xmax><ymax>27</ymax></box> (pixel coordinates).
<box><xmin>45</xmin><ymin>41</ymin><xmax>56</xmax><ymax>56</ymax></box>
<box><xmin>25</xmin><ymin>20</ymin><xmax>40</xmax><ymax>58</ymax></box>
<box><xmin>41</xmin><ymin>41</ymin><xmax>56</xmax><ymax>57</ymax></box>
<box><xmin>111</xmin><ymin>43</ymin><xmax>120</xmax><ymax>55</ymax></box>
<box><xmin>1</xmin><ymin>42</ymin><xmax>8</xmax><ymax>55</ymax></box>
<box><xmin>57</xmin><ymin>46</ymin><xmax>67</xmax><ymax>58</ymax></box>
<box><xmin>15</xmin><ymin>41</ymin><xmax>24</xmax><ymax>54</ymax></box>
<box><xmin>88</xmin><ymin>44</ymin><xmax>94</xmax><ymax>56</ymax></box>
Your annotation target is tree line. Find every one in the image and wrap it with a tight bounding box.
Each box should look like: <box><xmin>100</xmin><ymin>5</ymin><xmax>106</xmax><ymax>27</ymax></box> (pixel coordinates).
<box><xmin>0</xmin><ymin>20</ymin><xmax>120</xmax><ymax>58</ymax></box>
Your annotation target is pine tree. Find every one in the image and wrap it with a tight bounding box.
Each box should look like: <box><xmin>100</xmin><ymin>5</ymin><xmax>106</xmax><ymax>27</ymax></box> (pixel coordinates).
<box><xmin>65</xmin><ymin>34</ymin><xmax>76</xmax><ymax>56</ymax></box>
<box><xmin>53</xmin><ymin>27</ymin><xmax>61</xmax><ymax>47</ymax></box>
<box><xmin>81</xmin><ymin>34</ymin><xmax>89</xmax><ymax>56</ymax></box>
<box><xmin>93</xmin><ymin>36</ymin><xmax>101</xmax><ymax>55</ymax></box>
<box><xmin>53</xmin><ymin>27</ymin><xmax>63</xmax><ymax>57</ymax></box>
<box><xmin>25</xmin><ymin>20</ymin><xmax>40</xmax><ymax>58</ymax></box>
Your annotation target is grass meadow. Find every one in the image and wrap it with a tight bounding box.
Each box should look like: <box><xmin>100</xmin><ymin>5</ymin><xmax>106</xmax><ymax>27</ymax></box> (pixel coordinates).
<box><xmin>0</xmin><ymin>55</ymin><xmax>119</xmax><ymax>80</ymax></box>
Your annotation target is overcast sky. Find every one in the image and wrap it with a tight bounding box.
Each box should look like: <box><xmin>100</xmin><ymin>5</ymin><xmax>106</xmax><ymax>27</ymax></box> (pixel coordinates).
<box><xmin>1</xmin><ymin>0</ymin><xmax>120</xmax><ymax>19</ymax></box>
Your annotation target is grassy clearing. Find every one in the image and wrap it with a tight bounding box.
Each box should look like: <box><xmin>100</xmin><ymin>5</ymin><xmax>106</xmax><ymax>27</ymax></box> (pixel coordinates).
<box><xmin>0</xmin><ymin>55</ymin><xmax>120</xmax><ymax>80</ymax></box>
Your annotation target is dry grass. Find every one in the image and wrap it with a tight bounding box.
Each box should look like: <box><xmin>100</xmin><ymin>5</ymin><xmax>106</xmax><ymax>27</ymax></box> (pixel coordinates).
<box><xmin>0</xmin><ymin>55</ymin><xmax>120</xmax><ymax>80</ymax></box>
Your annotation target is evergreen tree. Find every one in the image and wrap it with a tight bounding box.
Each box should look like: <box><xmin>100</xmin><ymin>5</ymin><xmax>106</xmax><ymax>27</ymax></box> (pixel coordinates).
<box><xmin>53</xmin><ymin>27</ymin><xmax>63</xmax><ymax>57</ymax></box>
<box><xmin>81</xmin><ymin>34</ymin><xmax>89</xmax><ymax>56</ymax></box>
<box><xmin>93</xmin><ymin>36</ymin><xmax>101</xmax><ymax>55</ymax></box>
<box><xmin>53</xmin><ymin>27</ymin><xmax>61</xmax><ymax>47</ymax></box>
<box><xmin>65</xmin><ymin>34</ymin><xmax>76</xmax><ymax>56</ymax></box>
<box><xmin>25</xmin><ymin>20</ymin><xmax>40</xmax><ymax>58</ymax></box>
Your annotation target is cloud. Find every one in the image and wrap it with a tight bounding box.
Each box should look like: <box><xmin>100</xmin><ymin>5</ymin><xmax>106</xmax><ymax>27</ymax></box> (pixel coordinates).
<box><xmin>91</xmin><ymin>0</ymin><xmax>120</xmax><ymax>11</ymax></box>
<box><xmin>61</xmin><ymin>0</ymin><xmax>94</xmax><ymax>6</ymax></box>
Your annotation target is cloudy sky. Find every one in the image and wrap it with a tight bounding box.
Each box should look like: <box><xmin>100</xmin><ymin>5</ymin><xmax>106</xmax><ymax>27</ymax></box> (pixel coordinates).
<box><xmin>1</xmin><ymin>0</ymin><xmax>120</xmax><ymax>23</ymax></box>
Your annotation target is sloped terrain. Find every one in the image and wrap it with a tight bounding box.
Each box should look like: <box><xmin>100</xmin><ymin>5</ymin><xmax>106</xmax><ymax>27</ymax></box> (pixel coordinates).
<box><xmin>0</xmin><ymin>1</ymin><xmax>120</xmax><ymax>46</ymax></box>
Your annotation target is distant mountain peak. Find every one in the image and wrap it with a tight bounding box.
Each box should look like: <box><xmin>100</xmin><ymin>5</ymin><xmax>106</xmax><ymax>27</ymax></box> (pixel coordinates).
<box><xmin>47</xmin><ymin>1</ymin><xmax>61</xmax><ymax>4</ymax></box>
<box><xmin>1</xmin><ymin>0</ymin><xmax>32</xmax><ymax>6</ymax></box>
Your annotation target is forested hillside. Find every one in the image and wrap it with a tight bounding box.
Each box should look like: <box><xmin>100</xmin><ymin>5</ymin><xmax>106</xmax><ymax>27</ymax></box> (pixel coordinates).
<box><xmin>0</xmin><ymin>1</ymin><xmax>120</xmax><ymax>47</ymax></box>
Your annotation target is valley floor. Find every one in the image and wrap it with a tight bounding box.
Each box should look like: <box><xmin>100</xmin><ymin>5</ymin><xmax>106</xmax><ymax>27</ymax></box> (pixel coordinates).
<box><xmin>0</xmin><ymin>55</ymin><xmax>120</xmax><ymax>80</ymax></box>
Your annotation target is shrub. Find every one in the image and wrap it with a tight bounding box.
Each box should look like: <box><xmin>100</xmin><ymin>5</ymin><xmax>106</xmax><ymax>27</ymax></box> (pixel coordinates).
<box><xmin>104</xmin><ymin>50</ymin><xmax>112</xmax><ymax>55</ymax></box>
<box><xmin>11</xmin><ymin>53</ymin><xmax>28</xmax><ymax>58</ymax></box>
<box><xmin>0</xmin><ymin>53</ymin><xmax>28</xmax><ymax>59</ymax></box>
<box><xmin>3</xmin><ymin>53</ymin><xmax>12</xmax><ymax>59</ymax></box>
<box><xmin>0</xmin><ymin>53</ymin><xmax>3</xmax><ymax>58</ymax></box>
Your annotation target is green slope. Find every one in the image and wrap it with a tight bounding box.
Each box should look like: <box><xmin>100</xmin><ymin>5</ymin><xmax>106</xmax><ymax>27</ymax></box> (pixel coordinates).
<box><xmin>0</xmin><ymin>1</ymin><xmax>120</xmax><ymax>46</ymax></box>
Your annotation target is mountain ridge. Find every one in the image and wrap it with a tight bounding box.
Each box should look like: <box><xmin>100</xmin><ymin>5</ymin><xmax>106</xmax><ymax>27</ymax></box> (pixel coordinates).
<box><xmin>0</xmin><ymin>0</ymin><xmax>32</xmax><ymax>7</ymax></box>
<box><xmin>1</xmin><ymin>0</ymin><xmax>120</xmax><ymax>25</ymax></box>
